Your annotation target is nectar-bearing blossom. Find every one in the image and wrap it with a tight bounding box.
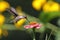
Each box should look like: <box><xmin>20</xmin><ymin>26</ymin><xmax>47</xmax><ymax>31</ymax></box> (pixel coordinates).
<box><xmin>24</xmin><ymin>22</ymin><xmax>42</xmax><ymax>29</ymax></box>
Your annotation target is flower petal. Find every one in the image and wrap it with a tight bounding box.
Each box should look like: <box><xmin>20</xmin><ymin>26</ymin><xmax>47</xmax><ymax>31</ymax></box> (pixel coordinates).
<box><xmin>24</xmin><ymin>25</ymin><xmax>34</xmax><ymax>29</ymax></box>
<box><xmin>24</xmin><ymin>25</ymin><xmax>30</xmax><ymax>29</ymax></box>
<box><xmin>36</xmin><ymin>26</ymin><xmax>40</xmax><ymax>29</ymax></box>
<box><xmin>36</xmin><ymin>24</ymin><xmax>43</xmax><ymax>29</ymax></box>
<box><xmin>29</xmin><ymin>25</ymin><xmax>34</xmax><ymax>28</ymax></box>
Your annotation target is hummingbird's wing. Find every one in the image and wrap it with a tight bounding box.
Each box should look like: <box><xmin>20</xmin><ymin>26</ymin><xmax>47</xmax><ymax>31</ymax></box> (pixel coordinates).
<box><xmin>7</xmin><ymin>7</ymin><xmax>29</xmax><ymax>23</ymax></box>
<box><xmin>7</xmin><ymin>7</ymin><xmax>19</xmax><ymax>17</ymax></box>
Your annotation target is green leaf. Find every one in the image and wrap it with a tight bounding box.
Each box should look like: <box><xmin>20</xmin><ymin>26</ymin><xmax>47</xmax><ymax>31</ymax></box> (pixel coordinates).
<box><xmin>39</xmin><ymin>12</ymin><xmax>60</xmax><ymax>23</ymax></box>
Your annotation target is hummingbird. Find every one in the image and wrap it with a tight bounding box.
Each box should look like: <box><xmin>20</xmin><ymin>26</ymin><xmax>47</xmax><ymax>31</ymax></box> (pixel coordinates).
<box><xmin>6</xmin><ymin>7</ymin><xmax>30</xmax><ymax>23</ymax></box>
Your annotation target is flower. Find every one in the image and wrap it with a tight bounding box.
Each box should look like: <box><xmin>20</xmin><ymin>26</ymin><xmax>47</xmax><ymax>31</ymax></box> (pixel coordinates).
<box><xmin>0</xmin><ymin>1</ymin><xmax>10</xmax><ymax>12</ymax></box>
<box><xmin>24</xmin><ymin>22</ymin><xmax>42</xmax><ymax>29</ymax></box>
<box><xmin>0</xmin><ymin>14</ymin><xmax>5</xmax><ymax>26</ymax></box>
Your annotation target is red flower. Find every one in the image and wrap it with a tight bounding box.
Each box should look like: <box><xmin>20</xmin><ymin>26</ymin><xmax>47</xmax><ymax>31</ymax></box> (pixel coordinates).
<box><xmin>24</xmin><ymin>22</ymin><xmax>42</xmax><ymax>29</ymax></box>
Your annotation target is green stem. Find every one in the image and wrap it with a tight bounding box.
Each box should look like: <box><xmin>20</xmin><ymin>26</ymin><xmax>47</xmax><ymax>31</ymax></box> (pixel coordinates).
<box><xmin>48</xmin><ymin>31</ymin><xmax>53</xmax><ymax>40</ymax></box>
<box><xmin>45</xmin><ymin>34</ymin><xmax>48</xmax><ymax>40</ymax></box>
<box><xmin>33</xmin><ymin>28</ymin><xmax>36</xmax><ymax>40</ymax></box>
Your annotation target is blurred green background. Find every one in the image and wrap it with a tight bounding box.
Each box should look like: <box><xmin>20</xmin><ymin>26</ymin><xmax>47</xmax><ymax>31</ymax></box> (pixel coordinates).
<box><xmin>0</xmin><ymin>0</ymin><xmax>60</xmax><ymax>40</ymax></box>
